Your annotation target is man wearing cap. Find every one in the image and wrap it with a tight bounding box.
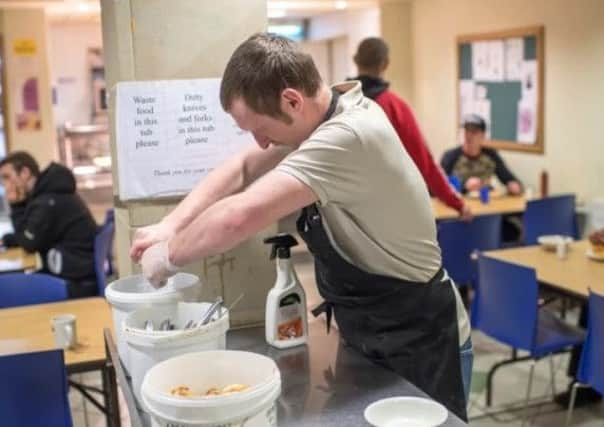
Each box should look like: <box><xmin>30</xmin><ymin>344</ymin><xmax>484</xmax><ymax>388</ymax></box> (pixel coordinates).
<box><xmin>351</xmin><ymin>37</ymin><xmax>472</xmax><ymax>220</ymax></box>
<box><xmin>441</xmin><ymin>114</ymin><xmax>522</xmax><ymax>195</ymax></box>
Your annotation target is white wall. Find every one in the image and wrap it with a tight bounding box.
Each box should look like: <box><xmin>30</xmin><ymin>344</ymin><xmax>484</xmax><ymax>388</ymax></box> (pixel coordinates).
<box><xmin>307</xmin><ymin>7</ymin><xmax>381</xmax><ymax>81</ymax></box>
<box><xmin>411</xmin><ymin>0</ymin><xmax>604</xmax><ymax>202</ymax></box>
<box><xmin>48</xmin><ymin>20</ymin><xmax>103</xmax><ymax>126</ymax></box>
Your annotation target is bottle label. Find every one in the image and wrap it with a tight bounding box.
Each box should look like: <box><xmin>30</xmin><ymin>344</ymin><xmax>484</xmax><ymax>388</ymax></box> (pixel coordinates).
<box><xmin>277</xmin><ymin>293</ymin><xmax>303</xmax><ymax>340</ymax></box>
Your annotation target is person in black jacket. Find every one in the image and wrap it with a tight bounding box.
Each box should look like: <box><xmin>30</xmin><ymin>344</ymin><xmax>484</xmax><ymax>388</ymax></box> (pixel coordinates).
<box><xmin>0</xmin><ymin>151</ymin><xmax>98</xmax><ymax>297</ymax></box>
<box><xmin>441</xmin><ymin>114</ymin><xmax>523</xmax><ymax>195</ymax></box>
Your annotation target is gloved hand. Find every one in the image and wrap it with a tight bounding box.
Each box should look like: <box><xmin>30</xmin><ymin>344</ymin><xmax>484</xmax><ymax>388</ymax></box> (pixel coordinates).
<box><xmin>130</xmin><ymin>221</ymin><xmax>175</xmax><ymax>263</ymax></box>
<box><xmin>140</xmin><ymin>240</ymin><xmax>180</xmax><ymax>288</ymax></box>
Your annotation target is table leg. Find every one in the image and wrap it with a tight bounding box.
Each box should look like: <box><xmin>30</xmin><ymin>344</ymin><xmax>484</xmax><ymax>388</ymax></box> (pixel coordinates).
<box><xmin>102</xmin><ymin>358</ymin><xmax>121</xmax><ymax>426</ymax></box>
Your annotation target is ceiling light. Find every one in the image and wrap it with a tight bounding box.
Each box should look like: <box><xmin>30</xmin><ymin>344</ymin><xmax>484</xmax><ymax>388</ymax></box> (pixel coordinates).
<box><xmin>267</xmin><ymin>8</ymin><xmax>287</xmax><ymax>19</ymax></box>
<box><xmin>335</xmin><ymin>1</ymin><xmax>347</xmax><ymax>10</ymax></box>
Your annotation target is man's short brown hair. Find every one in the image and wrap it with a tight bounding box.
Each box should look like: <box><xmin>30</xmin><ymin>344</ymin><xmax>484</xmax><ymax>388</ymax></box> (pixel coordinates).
<box><xmin>354</xmin><ymin>37</ymin><xmax>389</xmax><ymax>72</ymax></box>
<box><xmin>220</xmin><ymin>33</ymin><xmax>323</xmax><ymax>122</ymax></box>
<box><xmin>0</xmin><ymin>151</ymin><xmax>40</xmax><ymax>177</ymax></box>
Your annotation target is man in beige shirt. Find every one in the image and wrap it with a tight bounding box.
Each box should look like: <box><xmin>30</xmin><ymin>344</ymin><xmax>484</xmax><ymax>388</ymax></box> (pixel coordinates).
<box><xmin>132</xmin><ymin>33</ymin><xmax>470</xmax><ymax>420</ymax></box>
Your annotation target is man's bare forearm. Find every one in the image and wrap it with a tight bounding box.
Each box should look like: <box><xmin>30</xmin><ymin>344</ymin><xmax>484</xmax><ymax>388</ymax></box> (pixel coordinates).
<box><xmin>162</xmin><ymin>144</ymin><xmax>290</xmax><ymax>232</ymax></box>
<box><xmin>168</xmin><ymin>171</ymin><xmax>317</xmax><ymax>267</ymax></box>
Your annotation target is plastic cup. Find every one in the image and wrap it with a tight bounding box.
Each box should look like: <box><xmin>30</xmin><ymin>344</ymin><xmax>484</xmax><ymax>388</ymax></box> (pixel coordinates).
<box><xmin>479</xmin><ymin>186</ymin><xmax>490</xmax><ymax>204</ymax></box>
<box><xmin>448</xmin><ymin>176</ymin><xmax>462</xmax><ymax>192</ymax></box>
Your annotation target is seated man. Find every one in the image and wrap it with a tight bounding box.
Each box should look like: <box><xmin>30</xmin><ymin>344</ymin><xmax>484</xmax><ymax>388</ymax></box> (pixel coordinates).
<box><xmin>441</xmin><ymin>114</ymin><xmax>523</xmax><ymax>195</ymax></box>
<box><xmin>0</xmin><ymin>152</ymin><xmax>98</xmax><ymax>298</ymax></box>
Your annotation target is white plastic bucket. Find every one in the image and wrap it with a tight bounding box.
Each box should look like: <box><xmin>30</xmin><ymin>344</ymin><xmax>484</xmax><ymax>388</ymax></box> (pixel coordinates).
<box><xmin>105</xmin><ymin>273</ymin><xmax>201</xmax><ymax>371</ymax></box>
<box><xmin>142</xmin><ymin>350</ymin><xmax>281</xmax><ymax>427</ymax></box>
<box><xmin>124</xmin><ymin>302</ymin><xmax>229</xmax><ymax>408</ymax></box>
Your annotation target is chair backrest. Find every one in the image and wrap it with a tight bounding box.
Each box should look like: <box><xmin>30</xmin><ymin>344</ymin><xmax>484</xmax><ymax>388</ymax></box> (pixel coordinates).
<box><xmin>0</xmin><ymin>349</ymin><xmax>73</xmax><ymax>427</ymax></box>
<box><xmin>94</xmin><ymin>210</ymin><xmax>115</xmax><ymax>296</ymax></box>
<box><xmin>0</xmin><ymin>273</ymin><xmax>68</xmax><ymax>309</ymax></box>
<box><xmin>438</xmin><ymin>214</ymin><xmax>502</xmax><ymax>286</ymax></box>
<box><xmin>523</xmin><ymin>194</ymin><xmax>577</xmax><ymax>245</ymax></box>
<box><xmin>473</xmin><ymin>256</ymin><xmax>538</xmax><ymax>351</ymax></box>
<box><xmin>577</xmin><ymin>291</ymin><xmax>604</xmax><ymax>394</ymax></box>
<box><xmin>103</xmin><ymin>208</ymin><xmax>115</xmax><ymax>276</ymax></box>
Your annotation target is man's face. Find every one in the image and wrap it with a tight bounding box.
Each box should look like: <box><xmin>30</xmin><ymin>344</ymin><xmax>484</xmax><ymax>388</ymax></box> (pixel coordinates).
<box><xmin>0</xmin><ymin>164</ymin><xmax>30</xmax><ymax>203</ymax></box>
<box><xmin>228</xmin><ymin>92</ymin><xmax>312</xmax><ymax>150</ymax></box>
<box><xmin>463</xmin><ymin>126</ymin><xmax>485</xmax><ymax>155</ymax></box>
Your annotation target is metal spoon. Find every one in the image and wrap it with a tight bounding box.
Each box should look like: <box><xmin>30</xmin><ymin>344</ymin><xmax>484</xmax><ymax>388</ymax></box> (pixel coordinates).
<box><xmin>183</xmin><ymin>320</ymin><xmax>195</xmax><ymax>329</ymax></box>
<box><xmin>198</xmin><ymin>297</ymin><xmax>224</xmax><ymax>326</ymax></box>
<box><xmin>159</xmin><ymin>319</ymin><xmax>172</xmax><ymax>331</ymax></box>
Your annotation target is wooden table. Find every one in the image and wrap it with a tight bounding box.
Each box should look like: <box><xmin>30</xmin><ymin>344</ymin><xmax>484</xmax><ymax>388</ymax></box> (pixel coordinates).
<box><xmin>484</xmin><ymin>240</ymin><xmax>604</xmax><ymax>298</ymax></box>
<box><xmin>433</xmin><ymin>195</ymin><xmax>526</xmax><ymax>220</ymax></box>
<box><xmin>0</xmin><ymin>297</ymin><xmax>120</xmax><ymax>426</ymax></box>
<box><xmin>482</xmin><ymin>240</ymin><xmax>603</xmax><ymax>407</ymax></box>
<box><xmin>0</xmin><ymin>247</ymin><xmax>38</xmax><ymax>273</ymax></box>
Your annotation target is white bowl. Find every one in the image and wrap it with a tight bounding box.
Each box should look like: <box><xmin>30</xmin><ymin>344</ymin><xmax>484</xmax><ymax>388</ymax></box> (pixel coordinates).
<box><xmin>364</xmin><ymin>397</ymin><xmax>448</xmax><ymax>427</ymax></box>
<box><xmin>537</xmin><ymin>235</ymin><xmax>573</xmax><ymax>251</ymax></box>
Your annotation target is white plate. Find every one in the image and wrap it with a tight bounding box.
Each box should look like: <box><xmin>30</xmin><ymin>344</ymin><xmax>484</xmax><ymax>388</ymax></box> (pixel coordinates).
<box><xmin>537</xmin><ymin>235</ymin><xmax>573</xmax><ymax>251</ymax></box>
<box><xmin>586</xmin><ymin>248</ymin><xmax>604</xmax><ymax>262</ymax></box>
<box><xmin>364</xmin><ymin>397</ymin><xmax>448</xmax><ymax>427</ymax></box>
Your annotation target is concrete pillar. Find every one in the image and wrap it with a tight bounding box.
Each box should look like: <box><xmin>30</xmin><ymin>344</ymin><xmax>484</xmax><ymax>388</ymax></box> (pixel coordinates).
<box><xmin>100</xmin><ymin>0</ymin><xmax>273</xmax><ymax>327</ymax></box>
<box><xmin>1</xmin><ymin>8</ymin><xmax>56</xmax><ymax>165</ymax></box>
<box><xmin>380</xmin><ymin>0</ymin><xmax>414</xmax><ymax>104</ymax></box>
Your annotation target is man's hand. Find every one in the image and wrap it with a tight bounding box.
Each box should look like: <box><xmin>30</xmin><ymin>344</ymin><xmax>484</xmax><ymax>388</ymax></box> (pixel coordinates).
<box><xmin>140</xmin><ymin>240</ymin><xmax>180</xmax><ymax>288</ymax></box>
<box><xmin>507</xmin><ymin>181</ymin><xmax>522</xmax><ymax>195</ymax></box>
<box><xmin>130</xmin><ymin>221</ymin><xmax>174</xmax><ymax>263</ymax></box>
<box><xmin>459</xmin><ymin>203</ymin><xmax>474</xmax><ymax>222</ymax></box>
<box><xmin>465</xmin><ymin>177</ymin><xmax>482</xmax><ymax>192</ymax></box>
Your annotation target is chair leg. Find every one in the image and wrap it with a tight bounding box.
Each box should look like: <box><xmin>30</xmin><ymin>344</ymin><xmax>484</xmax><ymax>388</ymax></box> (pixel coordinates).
<box><xmin>565</xmin><ymin>382</ymin><xmax>581</xmax><ymax>427</ymax></box>
<box><xmin>521</xmin><ymin>361</ymin><xmax>536</xmax><ymax>427</ymax></box>
<box><xmin>548</xmin><ymin>356</ymin><xmax>557</xmax><ymax>399</ymax></box>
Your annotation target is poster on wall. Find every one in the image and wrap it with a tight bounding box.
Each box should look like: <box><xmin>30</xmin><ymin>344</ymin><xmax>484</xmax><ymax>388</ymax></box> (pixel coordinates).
<box><xmin>457</xmin><ymin>26</ymin><xmax>544</xmax><ymax>153</ymax></box>
<box><xmin>12</xmin><ymin>38</ymin><xmax>42</xmax><ymax>131</ymax></box>
<box><xmin>115</xmin><ymin>78</ymin><xmax>254</xmax><ymax>201</ymax></box>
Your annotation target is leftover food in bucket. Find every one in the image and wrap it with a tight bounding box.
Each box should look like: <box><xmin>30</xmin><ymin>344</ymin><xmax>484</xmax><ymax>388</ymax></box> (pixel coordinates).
<box><xmin>169</xmin><ymin>383</ymin><xmax>250</xmax><ymax>398</ymax></box>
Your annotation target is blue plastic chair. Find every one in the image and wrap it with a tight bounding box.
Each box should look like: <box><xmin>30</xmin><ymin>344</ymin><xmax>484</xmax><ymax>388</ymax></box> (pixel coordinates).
<box><xmin>103</xmin><ymin>209</ymin><xmax>115</xmax><ymax>276</ymax></box>
<box><xmin>438</xmin><ymin>214</ymin><xmax>502</xmax><ymax>287</ymax></box>
<box><xmin>0</xmin><ymin>273</ymin><xmax>69</xmax><ymax>308</ymax></box>
<box><xmin>566</xmin><ymin>291</ymin><xmax>604</xmax><ymax>426</ymax></box>
<box><xmin>474</xmin><ymin>256</ymin><xmax>585</xmax><ymax>425</ymax></box>
<box><xmin>94</xmin><ymin>209</ymin><xmax>115</xmax><ymax>296</ymax></box>
<box><xmin>523</xmin><ymin>194</ymin><xmax>578</xmax><ymax>245</ymax></box>
<box><xmin>0</xmin><ymin>349</ymin><xmax>73</xmax><ymax>427</ymax></box>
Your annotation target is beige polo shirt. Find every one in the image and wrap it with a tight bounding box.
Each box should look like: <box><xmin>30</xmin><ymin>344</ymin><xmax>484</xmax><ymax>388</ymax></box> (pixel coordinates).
<box><xmin>276</xmin><ymin>81</ymin><xmax>470</xmax><ymax>345</ymax></box>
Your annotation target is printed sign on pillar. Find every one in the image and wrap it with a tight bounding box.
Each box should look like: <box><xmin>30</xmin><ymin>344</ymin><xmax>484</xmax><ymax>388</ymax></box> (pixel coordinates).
<box><xmin>115</xmin><ymin>78</ymin><xmax>254</xmax><ymax>201</ymax></box>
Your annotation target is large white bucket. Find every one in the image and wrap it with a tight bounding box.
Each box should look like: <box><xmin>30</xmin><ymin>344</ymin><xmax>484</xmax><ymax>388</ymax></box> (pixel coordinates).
<box><xmin>142</xmin><ymin>350</ymin><xmax>281</xmax><ymax>427</ymax></box>
<box><xmin>104</xmin><ymin>273</ymin><xmax>201</xmax><ymax>372</ymax></box>
<box><xmin>124</xmin><ymin>302</ymin><xmax>229</xmax><ymax>408</ymax></box>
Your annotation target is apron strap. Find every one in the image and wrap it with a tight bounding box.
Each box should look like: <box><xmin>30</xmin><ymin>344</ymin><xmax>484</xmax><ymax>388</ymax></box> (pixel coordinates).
<box><xmin>311</xmin><ymin>301</ymin><xmax>334</xmax><ymax>334</ymax></box>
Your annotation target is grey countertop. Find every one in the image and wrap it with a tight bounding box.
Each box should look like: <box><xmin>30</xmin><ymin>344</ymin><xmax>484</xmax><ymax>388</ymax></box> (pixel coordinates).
<box><xmin>227</xmin><ymin>321</ymin><xmax>467</xmax><ymax>427</ymax></box>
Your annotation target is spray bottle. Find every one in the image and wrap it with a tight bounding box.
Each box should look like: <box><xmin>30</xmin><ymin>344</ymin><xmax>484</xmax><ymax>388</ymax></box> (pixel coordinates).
<box><xmin>264</xmin><ymin>234</ymin><xmax>308</xmax><ymax>349</ymax></box>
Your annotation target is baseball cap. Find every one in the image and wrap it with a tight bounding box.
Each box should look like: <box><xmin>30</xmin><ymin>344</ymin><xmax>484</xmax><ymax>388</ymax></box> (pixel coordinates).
<box><xmin>462</xmin><ymin>114</ymin><xmax>486</xmax><ymax>132</ymax></box>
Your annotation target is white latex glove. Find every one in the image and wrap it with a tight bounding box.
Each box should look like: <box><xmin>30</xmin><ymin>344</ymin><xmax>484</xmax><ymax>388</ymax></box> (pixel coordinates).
<box><xmin>140</xmin><ymin>240</ymin><xmax>180</xmax><ymax>289</ymax></box>
<box><xmin>130</xmin><ymin>221</ymin><xmax>175</xmax><ymax>263</ymax></box>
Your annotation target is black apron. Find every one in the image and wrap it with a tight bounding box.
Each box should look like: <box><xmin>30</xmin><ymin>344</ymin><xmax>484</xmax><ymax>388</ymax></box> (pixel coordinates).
<box><xmin>296</xmin><ymin>89</ymin><xmax>467</xmax><ymax>420</ymax></box>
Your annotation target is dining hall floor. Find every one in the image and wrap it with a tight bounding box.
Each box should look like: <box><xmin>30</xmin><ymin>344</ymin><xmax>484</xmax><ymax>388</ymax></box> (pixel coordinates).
<box><xmin>69</xmin><ymin>240</ymin><xmax>603</xmax><ymax>426</ymax></box>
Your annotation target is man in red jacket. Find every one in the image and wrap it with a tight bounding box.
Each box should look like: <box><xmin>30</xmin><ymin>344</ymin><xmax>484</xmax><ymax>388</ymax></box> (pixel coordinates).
<box><xmin>353</xmin><ymin>37</ymin><xmax>472</xmax><ymax>220</ymax></box>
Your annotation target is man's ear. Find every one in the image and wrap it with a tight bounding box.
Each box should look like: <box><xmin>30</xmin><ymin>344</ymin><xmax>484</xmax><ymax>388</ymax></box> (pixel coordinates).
<box><xmin>380</xmin><ymin>58</ymin><xmax>389</xmax><ymax>73</ymax></box>
<box><xmin>281</xmin><ymin>88</ymin><xmax>304</xmax><ymax>115</ymax></box>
